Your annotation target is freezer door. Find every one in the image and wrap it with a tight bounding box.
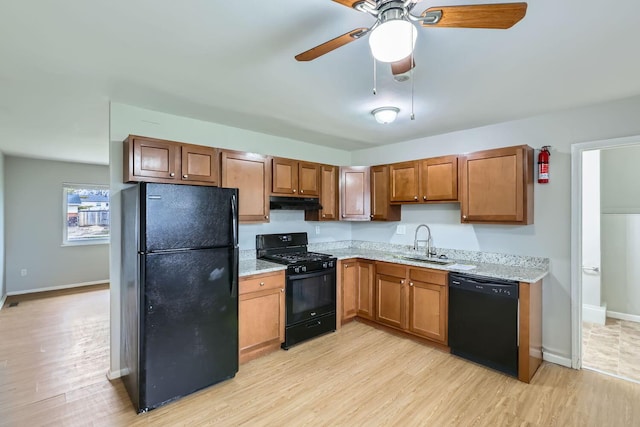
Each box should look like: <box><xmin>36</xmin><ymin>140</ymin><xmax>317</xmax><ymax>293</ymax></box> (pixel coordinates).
<box><xmin>140</xmin><ymin>247</ymin><xmax>238</xmax><ymax>411</ymax></box>
<box><xmin>141</xmin><ymin>183</ymin><xmax>238</xmax><ymax>252</ymax></box>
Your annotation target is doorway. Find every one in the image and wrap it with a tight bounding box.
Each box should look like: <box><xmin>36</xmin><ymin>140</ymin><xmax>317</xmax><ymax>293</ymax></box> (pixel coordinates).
<box><xmin>571</xmin><ymin>135</ymin><xmax>640</xmax><ymax>383</ymax></box>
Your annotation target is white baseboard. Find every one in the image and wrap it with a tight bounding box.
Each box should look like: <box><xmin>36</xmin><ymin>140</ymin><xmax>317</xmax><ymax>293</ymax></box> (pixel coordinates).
<box><xmin>543</xmin><ymin>351</ymin><xmax>572</xmax><ymax>368</ymax></box>
<box><xmin>583</xmin><ymin>303</ymin><xmax>607</xmax><ymax>325</ymax></box>
<box><xmin>6</xmin><ymin>280</ymin><xmax>109</xmax><ymax>296</ymax></box>
<box><xmin>0</xmin><ymin>294</ymin><xmax>7</xmax><ymax>311</ymax></box>
<box><xmin>107</xmin><ymin>368</ymin><xmax>127</xmax><ymax>380</ymax></box>
<box><xmin>607</xmin><ymin>310</ymin><xmax>640</xmax><ymax>323</ymax></box>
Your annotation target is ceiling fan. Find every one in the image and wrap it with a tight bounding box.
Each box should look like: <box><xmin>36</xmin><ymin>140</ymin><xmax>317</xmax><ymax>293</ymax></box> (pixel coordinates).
<box><xmin>295</xmin><ymin>1</ymin><xmax>528</xmax><ymax>77</ymax></box>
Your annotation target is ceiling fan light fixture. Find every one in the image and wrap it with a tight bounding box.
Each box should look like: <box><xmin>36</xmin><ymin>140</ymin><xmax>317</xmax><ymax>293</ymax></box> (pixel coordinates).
<box><xmin>372</xmin><ymin>107</ymin><xmax>400</xmax><ymax>124</ymax></box>
<box><xmin>368</xmin><ymin>19</ymin><xmax>417</xmax><ymax>63</ymax></box>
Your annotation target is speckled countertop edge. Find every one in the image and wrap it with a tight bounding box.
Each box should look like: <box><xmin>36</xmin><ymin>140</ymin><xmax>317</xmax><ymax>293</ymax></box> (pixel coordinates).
<box><xmin>238</xmin><ymin>245</ymin><xmax>548</xmax><ymax>283</ymax></box>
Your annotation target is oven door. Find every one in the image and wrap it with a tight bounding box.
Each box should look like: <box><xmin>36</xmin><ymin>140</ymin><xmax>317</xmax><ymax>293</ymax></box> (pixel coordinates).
<box><xmin>286</xmin><ymin>268</ymin><xmax>336</xmax><ymax>326</ymax></box>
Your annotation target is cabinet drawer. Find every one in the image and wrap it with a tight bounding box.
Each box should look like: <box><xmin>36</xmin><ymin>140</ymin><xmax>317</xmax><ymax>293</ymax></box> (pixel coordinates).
<box><xmin>240</xmin><ymin>271</ymin><xmax>285</xmax><ymax>295</ymax></box>
<box><xmin>376</xmin><ymin>262</ymin><xmax>407</xmax><ymax>278</ymax></box>
<box><xmin>409</xmin><ymin>268</ymin><xmax>447</xmax><ymax>286</ymax></box>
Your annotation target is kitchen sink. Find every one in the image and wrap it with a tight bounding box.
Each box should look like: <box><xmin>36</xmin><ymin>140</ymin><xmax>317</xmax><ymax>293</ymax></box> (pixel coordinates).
<box><xmin>394</xmin><ymin>255</ymin><xmax>455</xmax><ymax>266</ymax></box>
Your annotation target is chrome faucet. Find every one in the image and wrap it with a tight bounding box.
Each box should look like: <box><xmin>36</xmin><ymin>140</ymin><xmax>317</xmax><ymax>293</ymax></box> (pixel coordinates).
<box><xmin>413</xmin><ymin>224</ymin><xmax>435</xmax><ymax>257</ymax></box>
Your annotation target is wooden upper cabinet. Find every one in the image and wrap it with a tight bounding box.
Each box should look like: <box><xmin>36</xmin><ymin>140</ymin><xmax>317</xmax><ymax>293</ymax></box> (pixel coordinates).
<box><xmin>371</xmin><ymin>165</ymin><xmax>401</xmax><ymax>221</ymax></box>
<box><xmin>460</xmin><ymin>145</ymin><xmax>533</xmax><ymax>224</ymax></box>
<box><xmin>124</xmin><ymin>135</ymin><xmax>219</xmax><ymax>186</ymax></box>
<box><xmin>420</xmin><ymin>155</ymin><xmax>458</xmax><ymax>202</ymax></box>
<box><xmin>298</xmin><ymin>162</ymin><xmax>320</xmax><ymax>196</ymax></box>
<box><xmin>221</xmin><ymin>150</ymin><xmax>270</xmax><ymax>223</ymax></box>
<box><xmin>125</xmin><ymin>135</ymin><xmax>180</xmax><ymax>182</ymax></box>
<box><xmin>340</xmin><ymin>166</ymin><xmax>371</xmax><ymax>221</ymax></box>
<box><xmin>389</xmin><ymin>155</ymin><xmax>458</xmax><ymax>204</ymax></box>
<box><xmin>305</xmin><ymin>164</ymin><xmax>338</xmax><ymax>221</ymax></box>
<box><xmin>180</xmin><ymin>144</ymin><xmax>219</xmax><ymax>185</ymax></box>
<box><xmin>389</xmin><ymin>161</ymin><xmax>420</xmax><ymax>203</ymax></box>
<box><xmin>271</xmin><ymin>157</ymin><xmax>320</xmax><ymax>197</ymax></box>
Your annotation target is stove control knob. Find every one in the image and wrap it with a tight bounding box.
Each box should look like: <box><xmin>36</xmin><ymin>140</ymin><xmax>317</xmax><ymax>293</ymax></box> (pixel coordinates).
<box><xmin>329</xmin><ymin>261</ymin><xmax>334</xmax><ymax>268</ymax></box>
<box><xmin>302</xmin><ymin>266</ymin><xmax>307</xmax><ymax>272</ymax></box>
<box><xmin>294</xmin><ymin>266</ymin><xmax>301</xmax><ymax>274</ymax></box>
<box><xmin>323</xmin><ymin>262</ymin><xmax>328</xmax><ymax>268</ymax></box>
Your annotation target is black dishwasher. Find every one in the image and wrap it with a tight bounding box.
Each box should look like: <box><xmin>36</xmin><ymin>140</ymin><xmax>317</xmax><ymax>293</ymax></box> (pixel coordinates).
<box><xmin>448</xmin><ymin>272</ymin><xmax>519</xmax><ymax>377</ymax></box>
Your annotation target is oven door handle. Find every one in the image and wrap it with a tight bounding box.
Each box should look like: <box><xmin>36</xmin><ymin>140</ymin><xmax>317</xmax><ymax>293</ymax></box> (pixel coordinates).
<box><xmin>288</xmin><ymin>269</ymin><xmax>335</xmax><ymax>281</ymax></box>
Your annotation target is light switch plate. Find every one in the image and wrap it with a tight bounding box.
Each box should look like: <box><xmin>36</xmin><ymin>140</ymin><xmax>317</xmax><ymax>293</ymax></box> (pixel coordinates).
<box><xmin>315</xmin><ymin>226</ymin><xmax>320</xmax><ymax>235</ymax></box>
<box><xmin>396</xmin><ymin>225</ymin><xmax>406</xmax><ymax>235</ymax></box>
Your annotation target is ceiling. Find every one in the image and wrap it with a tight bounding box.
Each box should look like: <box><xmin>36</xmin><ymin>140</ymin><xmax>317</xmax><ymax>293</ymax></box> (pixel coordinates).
<box><xmin>1</xmin><ymin>0</ymin><xmax>640</xmax><ymax>165</ymax></box>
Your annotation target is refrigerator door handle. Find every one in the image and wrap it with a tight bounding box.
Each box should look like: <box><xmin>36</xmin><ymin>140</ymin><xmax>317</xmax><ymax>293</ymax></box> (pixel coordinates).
<box><xmin>231</xmin><ymin>247</ymin><xmax>239</xmax><ymax>297</ymax></box>
<box><xmin>231</xmin><ymin>194</ymin><xmax>238</xmax><ymax>248</ymax></box>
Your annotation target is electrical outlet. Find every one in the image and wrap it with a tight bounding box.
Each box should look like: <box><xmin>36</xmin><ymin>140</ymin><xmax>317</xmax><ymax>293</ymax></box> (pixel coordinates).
<box><xmin>396</xmin><ymin>225</ymin><xmax>406</xmax><ymax>235</ymax></box>
<box><xmin>20</xmin><ymin>269</ymin><xmax>27</xmax><ymax>277</ymax></box>
<box><xmin>315</xmin><ymin>226</ymin><xmax>321</xmax><ymax>235</ymax></box>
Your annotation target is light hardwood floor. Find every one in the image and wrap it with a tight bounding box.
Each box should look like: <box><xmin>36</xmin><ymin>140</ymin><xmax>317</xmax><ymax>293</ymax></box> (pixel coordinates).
<box><xmin>2</xmin><ymin>286</ymin><xmax>640</xmax><ymax>426</ymax></box>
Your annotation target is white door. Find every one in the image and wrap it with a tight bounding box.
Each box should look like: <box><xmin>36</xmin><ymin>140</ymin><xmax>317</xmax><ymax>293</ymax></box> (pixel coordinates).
<box><xmin>581</xmin><ymin>150</ymin><xmax>604</xmax><ymax>324</ymax></box>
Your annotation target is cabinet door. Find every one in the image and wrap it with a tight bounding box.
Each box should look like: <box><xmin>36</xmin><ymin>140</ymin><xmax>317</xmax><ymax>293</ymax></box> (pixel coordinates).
<box><xmin>340</xmin><ymin>166</ymin><xmax>371</xmax><ymax>221</ymax></box>
<box><xmin>389</xmin><ymin>161</ymin><xmax>419</xmax><ymax>203</ymax></box>
<box><xmin>356</xmin><ymin>261</ymin><xmax>375</xmax><ymax>320</ymax></box>
<box><xmin>460</xmin><ymin>145</ymin><xmax>533</xmax><ymax>224</ymax></box>
<box><xmin>272</xmin><ymin>157</ymin><xmax>298</xmax><ymax>195</ymax></box>
<box><xmin>341</xmin><ymin>260</ymin><xmax>358</xmax><ymax>322</ymax></box>
<box><xmin>221</xmin><ymin>151</ymin><xmax>270</xmax><ymax>223</ymax></box>
<box><xmin>298</xmin><ymin>162</ymin><xmax>320</xmax><ymax>197</ymax></box>
<box><xmin>239</xmin><ymin>286</ymin><xmax>285</xmax><ymax>363</ymax></box>
<box><xmin>371</xmin><ymin>165</ymin><xmax>401</xmax><ymax>221</ymax></box>
<box><xmin>376</xmin><ymin>273</ymin><xmax>405</xmax><ymax>329</ymax></box>
<box><xmin>408</xmin><ymin>280</ymin><xmax>447</xmax><ymax>343</ymax></box>
<box><xmin>181</xmin><ymin>144</ymin><xmax>219</xmax><ymax>185</ymax></box>
<box><xmin>128</xmin><ymin>136</ymin><xmax>179</xmax><ymax>182</ymax></box>
<box><xmin>421</xmin><ymin>155</ymin><xmax>458</xmax><ymax>201</ymax></box>
<box><xmin>307</xmin><ymin>165</ymin><xmax>338</xmax><ymax>221</ymax></box>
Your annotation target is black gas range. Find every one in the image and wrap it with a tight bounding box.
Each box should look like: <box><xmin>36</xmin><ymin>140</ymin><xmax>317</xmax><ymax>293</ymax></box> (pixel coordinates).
<box><xmin>256</xmin><ymin>232</ymin><xmax>337</xmax><ymax>349</ymax></box>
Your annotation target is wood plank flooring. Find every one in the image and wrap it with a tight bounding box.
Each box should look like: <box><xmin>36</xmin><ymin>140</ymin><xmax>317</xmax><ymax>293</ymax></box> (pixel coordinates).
<box><xmin>2</xmin><ymin>286</ymin><xmax>640</xmax><ymax>426</ymax></box>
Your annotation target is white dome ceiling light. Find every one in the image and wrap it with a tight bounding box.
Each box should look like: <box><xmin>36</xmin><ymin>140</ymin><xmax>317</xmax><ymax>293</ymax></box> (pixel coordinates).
<box><xmin>368</xmin><ymin>18</ymin><xmax>417</xmax><ymax>63</ymax></box>
<box><xmin>372</xmin><ymin>107</ymin><xmax>400</xmax><ymax>124</ymax></box>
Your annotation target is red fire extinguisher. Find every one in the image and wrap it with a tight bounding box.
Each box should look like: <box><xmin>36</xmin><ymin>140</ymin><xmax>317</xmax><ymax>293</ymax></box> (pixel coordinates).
<box><xmin>538</xmin><ymin>146</ymin><xmax>551</xmax><ymax>184</ymax></box>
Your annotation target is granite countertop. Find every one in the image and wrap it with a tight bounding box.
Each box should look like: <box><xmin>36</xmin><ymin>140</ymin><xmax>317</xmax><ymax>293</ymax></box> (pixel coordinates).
<box><xmin>239</xmin><ymin>258</ymin><xmax>285</xmax><ymax>277</ymax></box>
<box><xmin>239</xmin><ymin>246</ymin><xmax>548</xmax><ymax>283</ymax></box>
<box><xmin>326</xmin><ymin>248</ymin><xmax>548</xmax><ymax>283</ymax></box>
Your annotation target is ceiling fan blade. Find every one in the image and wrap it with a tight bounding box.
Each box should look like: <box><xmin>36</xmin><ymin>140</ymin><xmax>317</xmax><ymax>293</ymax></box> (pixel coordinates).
<box><xmin>332</xmin><ymin>0</ymin><xmax>363</xmax><ymax>8</ymax></box>
<box><xmin>391</xmin><ymin>56</ymin><xmax>415</xmax><ymax>76</ymax></box>
<box><xmin>421</xmin><ymin>3</ymin><xmax>527</xmax><ymax>29</ymax></box>
<box><xmin>295</xmin><ymin>28</ymin><xmax>368</xmax><ymax>61</ymax></box>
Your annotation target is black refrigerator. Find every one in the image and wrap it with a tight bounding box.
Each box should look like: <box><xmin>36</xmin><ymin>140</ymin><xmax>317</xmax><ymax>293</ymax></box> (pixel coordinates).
<box><xmin>120</xmin><ymin>182</ymin><xmax>239</xmax><ymax>413</ymax></box>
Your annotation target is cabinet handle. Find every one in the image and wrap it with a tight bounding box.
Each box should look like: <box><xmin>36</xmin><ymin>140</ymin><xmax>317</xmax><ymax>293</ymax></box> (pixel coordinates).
<box><xmin>423</xmin><ymin>196</ymin><xmax>427</xmax><ymax>201</ymax></box>
<box><xmin>400</xmin><ymin>280</ymin><xmax>405</xmax><ymax>284</ymax></box>
<box><xmin>409</xmin><ymin>282</ymin><xmax>414</xmax><ymax>287</ymax></box>
<box><xmin>344</xmin><ymin>265</ymin><xmax>349</xmax><ymax>268</ymax></box>
<box><xmin>183</xmin><ymin>174</ymin><xmax>188</xmax><ymax>179</ymax></box>
<box><xmin>265</xmin><ymin>215</ymin><xmax>269</xmax><ymax>220</ymax></box>
<box><xmin>259</xmin><ymin>282</ymin><xmax>265</xmax><ymax>286</ymax></box>
<box><xmin>370</xmin><ymin>214</ymin><xmax>374</xmax><ymax>219</ymax></box>
<box><xmin>322</xmin><ymin>214</ymin><xmax>326</xmax><ymax>218</ymax></box>
<box><xmin>413</xmin><ymin>196</ymin><xmax>418</xmax><ymax>201</ymax></box>
<box><xmin>281</xmin><ymin>288</ymin><xmax>284</xmax><ymax>292</ymax></box>
<box><xmin>293</xmin><ymin>189</ymin><xmax>297</xmax><ymax>193</ymax></box>
<box><xmin>462</xmin><ymin>215</ymin><xmax>467</xmax><ymax>219</ymax></box>
<box><xmin>342</xmin><ymin>214</ymin><xmax>346</xmax><ymax>218</ymax></box>
<box><xmin>300</xmin><ymin>190</ymin><xmax>304</xmax><ymax>194</ymax></box>
<box><xmin>169</xmin><ymin>172</ymin><xmax>175</xmax><ymax>177</ymax></box>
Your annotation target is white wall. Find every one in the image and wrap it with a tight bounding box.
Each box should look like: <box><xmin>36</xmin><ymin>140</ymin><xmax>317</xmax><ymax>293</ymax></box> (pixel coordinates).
<box><xmin>4</xmin><ymin>156</ymin><xmax>110</xmax><ymax>294</ymax></box>
<box><xmin>600</xmin><ymin>144</ymin><xmax>640</xmax><ymax>317</ymax></box>
<box><xmin>0</xmin><ymin>153</ymin><xmax>5</xmax><ymax>307</ymax></box>
<box><xmin>351</xmin><ymin>94</ymin><xmax>640</xmax><ymax>361</ymax></box>
<box><xmin>108</xmin><ymin>103</ymin><xmax>353</xmax><ymax>375</ymax></box>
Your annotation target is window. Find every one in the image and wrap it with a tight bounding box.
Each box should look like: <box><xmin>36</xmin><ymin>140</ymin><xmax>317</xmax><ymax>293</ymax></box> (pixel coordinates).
<box><xmin>63</xmin><ymin>184</ymin><xmax>110</xmax><ymax>245</ymax></box>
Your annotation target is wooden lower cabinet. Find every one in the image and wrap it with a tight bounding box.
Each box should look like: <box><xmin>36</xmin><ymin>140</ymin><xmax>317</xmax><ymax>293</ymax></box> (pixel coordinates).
<box><xmin>238</xmin><ymin>271</ymin><xmax>285</xmax><ymax>364</ymax></box>
<box><xmin>341</xmin><ymin>259</ymin><xmax>376</xmax><ymax>324</ymax></box>
<box><xmin>375</xmin><ymin>261</ymin><xmax>448</xmax><ymax>345</ymax></box>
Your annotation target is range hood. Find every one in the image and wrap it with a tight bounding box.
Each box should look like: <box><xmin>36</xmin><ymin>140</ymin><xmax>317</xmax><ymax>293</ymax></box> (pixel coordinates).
<box><xmin>269</xmin><ymin>196</ymin><xmax>322</xmax><ymax>211</ymax></box>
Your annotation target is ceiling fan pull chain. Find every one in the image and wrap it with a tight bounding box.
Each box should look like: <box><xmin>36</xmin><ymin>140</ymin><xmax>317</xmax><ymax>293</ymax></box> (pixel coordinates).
<box><xmin>410</xmin><ymin>33</ymin><xmax>415</xmax><ymax>120</ymax></box>
<box><xmin>372</xmin><ymin>56</ymin><xmax>377</xmax><ymax>95</ymax></box>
